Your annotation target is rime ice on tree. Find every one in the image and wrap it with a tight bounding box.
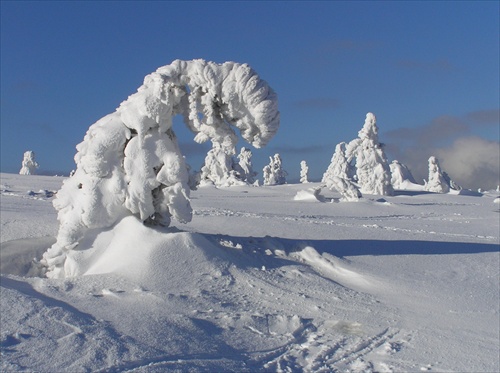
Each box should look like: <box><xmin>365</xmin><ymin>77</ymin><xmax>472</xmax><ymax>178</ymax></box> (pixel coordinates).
<box><xmin>199</xmin><ymin>146</ymin><xmax>258</xmax><ymax>186</ymax></box>
<box><xmin>300</xmin><ymin>161</ymin><xmax>309</xmax><ymax>183</ymax></box>
<box><xmin>263</xmin><ymin>154</ymin><xmax>287</xmax><ymax>185</ymax></box>
<box><xmin>390</xmin><ymin>160</ymin><xmax>416</xmax><ymax>189</ymax></box>
<box><xmin>424</xmin><ymin>156</ymin><xmax>450</xmax><ymax>193</ymax></box>
<box><xmin>443</xmin><ymin>171</ymin><xmax>461</xmax><ymax>191</ymax></box>
<box><xmin>19</xmin><ymin>151</ymin><xmax>39</xmax><ymax>175</ymax></box>
<box><xmin>322</xmin><ymin>142</ymin><xmax>352</xmax><ymax>182</ymax></box>
<box><xmin>40</xmin><ymin>59</ymin><xmax>279</xmax><ymax>278</ymax></box>
<box><xmin>346</xmin><ymin>113</ymin><xmax>394</xmax><ymax>196</ymax></box>
<box><xmin>235</xmin><ymin>147</ymin><xmax>257</xmax><ymax>184</ymax></box>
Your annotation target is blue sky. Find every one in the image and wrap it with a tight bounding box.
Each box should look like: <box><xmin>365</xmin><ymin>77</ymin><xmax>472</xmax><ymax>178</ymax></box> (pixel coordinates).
<box><xmin>1</xmin><ymin>1</ymin><xmax>499</xmax><ymax>189</ymax></box>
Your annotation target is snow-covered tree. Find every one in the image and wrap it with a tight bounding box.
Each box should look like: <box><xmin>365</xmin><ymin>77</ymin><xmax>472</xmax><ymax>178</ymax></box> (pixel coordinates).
<box><xmin>199</xmin><ymin>146</ymin><xmax>257</xmax><ymax>186</ymax></box>
<box><xmin>19</xmin><ymin>151</ymin><xmax>39</xmax><ymax>175</ymax></box>
<box><xmin>263</xmin><ymin>154</ymin><xmax>287</xmax><ymax>185</ymax></box>
<box><xmin>300</xmin><ymin>160</ymin><xmax>309</xmax><ymax>183</ymax></box>
<box><xmin>235</xmin><ymin>147</ymin><xmax>257</xmax><ymax>184</ymax></box>
<box><xmin>326</xmin><ymin>176</ymin><xmax>362</xmax><ymax>201</ymax></box>
<box><xmin>199</xmin><ymin>144</ymin><xmax>243</xmax><ymax>186</ymax></box>
<box><xmin>390</xmin><ymin>160</ymin><xmax>416</xmax><ymax>189</ymax></box>
<box><xmin>322</xmin><ymin>142</ymin><xmax>352</xmax><ymax>183</ymax></box>
<box><xmin>424</xmin><ymin>156</ymin><xmax>450</xmax><ymax>193</ymax></box>
<box><xmin>345</xmin><ymin>113</ymin><xmax>394</xmax><ymax>196</ymax></box>
<box><xmin>41</xmin><ymin>59</ymin><xmax>279</xmax><ymax>278</ymax></box>
<box><xmin>443</xmin><ymin>171</ymin><xmax>461</xmax><ymax>191</ymax></box>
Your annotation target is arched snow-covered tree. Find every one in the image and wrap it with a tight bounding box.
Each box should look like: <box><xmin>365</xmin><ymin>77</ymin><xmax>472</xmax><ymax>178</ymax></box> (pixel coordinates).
<box><xmin>300</xmin><ymin>160</ymin><xmax>309</xmax><ymax>183</ymax></box>
<box><xmin>41</xmin><ymin>59</ymin><xmax>279</xmax><ymax>278</ymax></box>
<box><xmin>425</xmin><ymin>156</ymin><xmax>450</xmax><ymax>193</ymax></box>
<box><xmin>263</xmin><ymin>154</ymin><xmax>287</xmax><ymax>185</ymax></box>
<box><xmin>346</xmin><ymin>113</ymin><xmax>394</xmax><ymax>196</ymax></box>
<box><xmin>19</xmin><ymin>151</ymin><xmax>39</xmax><ymax>175</ymax></box>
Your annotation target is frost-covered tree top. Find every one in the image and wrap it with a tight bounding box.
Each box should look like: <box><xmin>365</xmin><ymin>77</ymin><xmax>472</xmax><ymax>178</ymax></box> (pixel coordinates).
<box><xmin>346</xmin><ymin>113</ymin><xmax>393</xmax><ymax>196</ymax></box>
<box><xmin>41</xmin><ymin>59</ymin><xmax>280</xmax><ymax>278</ymax></box>
<box><xmin>19</xmin><ymin>151</ymin><xmax>39</xmax><ymax>175</ymax></box>
<box><xmin>425</xmin><ymin>156</ymin><xmax>450</xmax><ymax>193</ymax></box>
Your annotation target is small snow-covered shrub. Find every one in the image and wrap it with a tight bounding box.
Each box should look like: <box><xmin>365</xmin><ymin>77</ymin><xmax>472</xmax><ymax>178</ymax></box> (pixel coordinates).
<box><xmin>41</xmin><ymin>59</ymin><xmax>279</xmax><ymax>278</ymax></box>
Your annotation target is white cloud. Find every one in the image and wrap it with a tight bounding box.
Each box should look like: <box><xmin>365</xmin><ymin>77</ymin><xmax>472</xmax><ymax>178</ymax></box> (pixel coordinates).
<box><xmin>436</xmin><ymin>137</ymin><xmax>500</xmax><ymax>191</ymax></box>
<box><xmin>385</xmin><ymin>110</ymin><xmax>500</xmax><ymax>190</ymax></box>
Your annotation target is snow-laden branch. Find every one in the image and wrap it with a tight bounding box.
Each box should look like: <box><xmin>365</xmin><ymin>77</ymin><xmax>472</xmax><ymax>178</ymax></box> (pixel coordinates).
<box><xmin>41</xmin><ymin>59</ymin><xmax>279</xmax><ymax>278</ymax></box>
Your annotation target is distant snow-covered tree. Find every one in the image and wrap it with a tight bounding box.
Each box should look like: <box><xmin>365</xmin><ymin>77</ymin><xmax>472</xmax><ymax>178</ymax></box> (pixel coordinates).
<box><xmin>424</xmin><ymin>156</ymin><xmax>450</xmax><ymax>193</ymax></box>
<box><xmin>390</xmin><ymin>160</ymin><xmax>416</xmax><ymax>189</ymax></box>
<box><xmin>263</xmin><ymin>154</ymin><xmax>287</xmax><ymax>185</ymax></box>
<box><xmin>321</xmin><ymin>141</ymin><xmax>362</xmax><ymax>201</ymax></box>
<box><xmin>40</xmin><ymin>59</ymin><xmax>279</xmax><ymax>278</ymax></box>
<box><xmin>19</xmin><ymin>151</ymin><xmax>39</xmax><ymax>175</ymax></box>
<box><xmin>443</xmin><ymin>171</ymin><xmax>461</xmax><ymax>191</ymax></box>
<box><xmin>300</xmin><ymin>160</ymin><xmax>309</xmax><ymax>183</ymax></box>
<box><xmin>199</xmin><ymin>144</ymin><xmax>243</xmax><ymax>186</ymax></box>
<box><xmin>322</xmin><ymin>142</ymin><xmax>352</xmax><ymax>183</ymax></box>
<box><xmin>345</xmin><ymin>113</ymin><xmax>394</xmax><ymax>196</ymax></box>
<box><xmin>327</xmin><ymin>176</ymin><xmax>362</xmax><ymax>202</ymax></box>
<box><xmin>235</xmin><ymin>147</ymin><xmax>257</xmax><ymax>184</ymax></box>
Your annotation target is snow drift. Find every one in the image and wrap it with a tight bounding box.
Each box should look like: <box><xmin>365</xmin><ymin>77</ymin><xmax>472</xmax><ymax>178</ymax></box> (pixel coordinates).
<box><xmin>40</xmin><ymin>60</ymin><xmax>280</xmax><ymax>278</ymax></box>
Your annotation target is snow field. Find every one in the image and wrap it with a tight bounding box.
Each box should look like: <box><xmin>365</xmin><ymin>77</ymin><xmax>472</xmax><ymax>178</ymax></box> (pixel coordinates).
<box><xmin>1</xmin><ymin>173</ymin><xmax>499</xmax><ymax>372</ymax></box>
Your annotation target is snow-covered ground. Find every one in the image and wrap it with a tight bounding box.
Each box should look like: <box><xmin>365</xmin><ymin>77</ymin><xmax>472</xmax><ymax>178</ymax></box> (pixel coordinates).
<box><xmin>1</xmin><ymin>172</ymin><xmax>499</xmax><ymax>372</ymax></box>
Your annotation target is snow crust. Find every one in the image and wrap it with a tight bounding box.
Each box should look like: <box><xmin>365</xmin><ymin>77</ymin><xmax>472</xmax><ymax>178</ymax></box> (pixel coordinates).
<box><xmin>1</xmin><ymin>173</ymin><xmax>499</xmax><ymax>372</ymax></box>
<box><xmin>40</xmin><ymin>60</ymin><xmax>279</xmax><ymax>278</ymax></box>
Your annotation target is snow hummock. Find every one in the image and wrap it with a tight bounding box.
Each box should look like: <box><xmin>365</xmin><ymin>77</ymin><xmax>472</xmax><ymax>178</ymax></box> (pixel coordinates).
<box><xmin>39</xmin><ymin>60</ymin><xmax>280</xmax><ymax>278</ymax></box>
<box><xmin>1</xmin><ymin>173</ymin><xmax>499</xmax><ymax>372</ymax></box>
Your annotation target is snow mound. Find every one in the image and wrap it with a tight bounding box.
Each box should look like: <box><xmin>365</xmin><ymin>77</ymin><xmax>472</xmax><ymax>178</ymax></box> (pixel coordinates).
<box><xmin>494</xmin><ymin>197</ymin><xmax>500</xmax><ymax>204</ymax></box>
<box><xmin>291</xmin><ymin>246</ymin><xmax>374</xmax><ymax>290</ymax></box>
<box><xmin>63</xmin><ymin>216</ymin><xmax>237</xmax><ymax>288</ymax></box>
<box><xmin>293</xmin><ymin>187</ymin><xmax>324</xmax><ymax>202</ymax></box>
